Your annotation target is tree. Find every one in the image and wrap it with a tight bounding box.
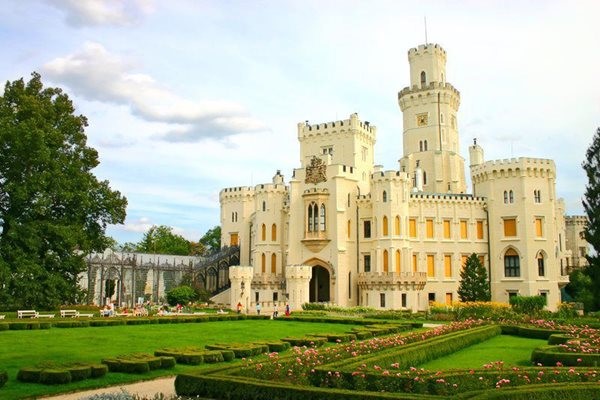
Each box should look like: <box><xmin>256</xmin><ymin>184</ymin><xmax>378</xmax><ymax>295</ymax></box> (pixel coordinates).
<box><xmin>165</xmin><ymin>285</ymin><xmax>197</xmax><ymax>306</ymax></box>
<box><xmin>582</xmin><ymin>127</ymin><xmax>600</xmax><ymax>310</ymax></box>
<box><xmin>457</xmin><ymin>253</ymin><xmax>491</xmax><ymax>302</ymax></box>
<box><xmin>564</xmin><ymin>269</ymin><xmax>595</xmax><ymax>311</ymax></box>
<box><xmin>199</xmin><ymin>226</ymin><xmax>221</xmax><ymax>255</ymax></box>
<box><xmin>136</xmin><ymin>225</ymin><xmax>191</xmax><ymax>255</ymax></box>
<box><xmin>0</xmin><ymin>73</ymin><xmax>127</xmax><ymax>310</ymax></box>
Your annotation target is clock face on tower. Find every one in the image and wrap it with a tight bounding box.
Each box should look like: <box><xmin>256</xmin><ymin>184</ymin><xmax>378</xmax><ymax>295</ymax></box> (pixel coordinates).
<box><xmin>417</xmin><ymin>113</ymin><xmax>428</xmax><ymax>127</ymax></box>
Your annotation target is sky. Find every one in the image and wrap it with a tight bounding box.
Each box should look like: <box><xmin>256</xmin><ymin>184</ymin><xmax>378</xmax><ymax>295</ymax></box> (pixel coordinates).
<box><xmin>1</xmin><ymin>0</ymin><xmax>598</xmax><ymax>245</ymax></box>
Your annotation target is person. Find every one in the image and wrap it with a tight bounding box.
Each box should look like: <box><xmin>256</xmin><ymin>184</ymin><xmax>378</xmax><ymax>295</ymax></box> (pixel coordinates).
<box><xmin>176</xmin><ymin>303</ymin><xmax>183</xmax><ymax>313</ymax></box>
<box><xmin>237</xmin><ymin>302</ymin><xmax>242</xmax><ymax>314</ymax></box>
<box><xmin>273</xmin><ymin>304</ymin><xmax>278</xmax><ymax>318</ymax></box>
<box><xmin>285</xmin><ymin>303</ymin><xmax>290</xmax><ymax>317</ymax></box>
<box><xmin>256</xmin><ymin>303</ymin><xmax>261</xmax><ymax>315</ymax></box>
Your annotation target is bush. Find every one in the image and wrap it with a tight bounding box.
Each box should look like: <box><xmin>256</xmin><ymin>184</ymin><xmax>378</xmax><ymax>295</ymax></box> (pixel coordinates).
<box><xmin>0</xmin><ymin>323</ymin><xmax>8</xmax><ymax>331</ymax></box>
<box><xmin>166</xmin><ymin>285</ymin><xmax>197</xmax><ymax>306</ymax></box>
<box><xmin>39</xmin><ymin>369</ymin><xmax>72</xmax><ymax>385</ymax></box>
<box><xmin>9</xmin><ymin>322</ymin><xmax>40</xmax><ymax>330</ymax></box>
<box><xmin>531</xmin><ymin>345</ymin><xmax>600</xmax><ymax>366</ymax></box>
<box><xmin>280</xmin><ymin>337</ymin><xmax>327</xmax><ymax>347</ymax></box>
<box><xmin>220</xmin><ymin>350</ymin><xmax>235</xmax><ymax>361</ymax></box>
<box><xmin>90</xmin><ymin>364</ymin><xmax>108</xmax><ymax>378</ymax></box>
<box><xmin>0</xmin><ymin>370</ymin><xmax>7</xmax><ymax>388</ymax></box>
<box><xmin>510</xmin><ymin>295</ymin><xmax>547</xmax><ymax>315</ymax></box>
<box><xmin>68</xmin><ymin>365</ymin><xmax>92</xmax><ymax>381</ymax></box>
<box><xmin>17</xmin><ymin>367</ymin><xmax>42</xmax><ymax>382</ymax></box>
<box><xmin>160</xmin><ymin>356</ymin><xmax>176</xmax><ymax>369</ymax></box>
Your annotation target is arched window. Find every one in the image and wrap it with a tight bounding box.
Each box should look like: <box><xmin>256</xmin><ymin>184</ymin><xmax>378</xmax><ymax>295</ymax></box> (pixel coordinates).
<box><xmin>271</xmin><ymin>253</ymin><xmax>277</xmax><ymax>274</ymax></box>
<box><xmin>320</xmin><ymin>203</ymin><xmax>326</xmax><ymax>231</ymax></box>
<box><xmin>382</xmin><ymin>190</ymin><xmax>387</xmax><ymax>202</ymax></box>
<box><xmin>261</xmin><ymin>224</ymin><xmax>266</xmax><ymax>241</ymax></box>
<box><xmin>347</xmin><ymin>219</ymin><xmax>351</xmax><ymax>239</ymax></box>
<box><xmin>231</xmin><ymin>212</ymin><xmax>235</xmax><ymax>222</ymax></box>
<box><xmin>504</xmin><ymin>191</ymin><xmax>508</xmax><ymax>204</ymax></box>
<box><xmin>424</xmin><ymin>140</ymin><xmax>428</xmax><ymax>151</ymax></box>
<box><xmin>395</xmin><ymin>250</ymin><xmax>401</xmax><ymax>273</ymax></box>
<box><xmin>347</xmin><ymin>193</ymin><xmax>351</xmax><ymax>207</ymax></box>
<box><xmin>537</xmin><ymin>252</ymin><xmax>545</xmax><ymax>276</ymax></box>
<box><xmin>420</xmin><ymin>71</ymin><xmax>426</xmax><ymax>87</ymax></box>
<box><xmin>394</xmin><ymin>216</ymin><xmax>401</xmax><ymax>235</ymax></box>
<box><xmin>313</xmin><ymin>203</ymin><xmax>319</xmax><ymax>231</ymax></box>
<box><xmin>382</xmin><ymin>216</ymin><xmax>389</xmax><ymax>236</ymax></box>
<box><xmin>308</xmin><ymin>203</ymin><xmax>314</xmax><ymax>232</ymax></box>
<box><xmin>383</xmin><ymin>249</ymin><xmax>389</xmax><ymax>273</ymax></box>
<box><xmin>423</xmin><ymin>171</ymin><xmax>427</xmax><ymax>185</ymax></box>
<box><xmin>419</xmin><ymin>141</ymin><xmax>423</xmax><ymax>152</ymax></box>
<box><xmin>509</xmin><ymin>190</ymin><xmax>514</xmax><ymax>203</ymax></box>
<box><xmin>261</xmin><ymin>253</ymin><xmax>266</xmax><ymax>273</ymax></box>
<box><xmin>262</xmin><ymin>201</ymin><xmax>266</xmax><ymax>212</ymax></box>
<box><xmin>504</xmin><ymin>248</ymin><xmax>520</xmax><ymax>277</ymax></box>
<box><xmin>234</xmin><ymin>212</ymin><xmax>238</xmax><ymax>222</ymax></box>
<box><xmin>271</xmin><ymin>224</ymin><xmax>277</xmax><ymax>241</ymax></box>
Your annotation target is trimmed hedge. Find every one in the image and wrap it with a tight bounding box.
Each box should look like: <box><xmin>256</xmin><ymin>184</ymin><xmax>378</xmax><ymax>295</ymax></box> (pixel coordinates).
<box><xmin>280</xmin><ymin>336</ymin><xmax>327</xmax><ymax>348</ymax></box>
<box><xmin>68</xmin><ymin>365</ymin><xmax>92</xmax><ymax>381</ymax></box>
<box><xmin>102</xmin><ymin>353</ymin><xmax>175</xmax><ymax>374</ymax></box>
<box><xmin>16</xmin><ymin>367</ymin><xmax>42</xmax><ymax>383</ymax></box>
<box><xmin>462</xmin><ymin>382</ymin><xmax>600</xmax><ymax>400</ymax></box>
<box><xmin>155</xmin><ymin>348</ymin><xmax>226</xmax><ymax>365</ymax></box>
<box><xmin>547</xmin><ymin>333</ymin><xmax>575</xmax><ymax>345</ymax></box>
<box><xmin>0</xmin><ymin>370</ymin><xmax>7</xmax><ymax>388</ymax></box>
<box><xmin>206</xmin><ymin>343</ymin><xmax>267</xmax><ymax>358</ymax></box>
<box><xmin>253</xmin><ymin>341</ymin><xmax>291</xmax><ymax>353</ymax></box>
<box><xmin>500</xmin><ymin>325</ymin><xmax>566</xmax><ymax>340</ymax></box>
<box><xmin>531</xmin><ymin>345</ymin><xmax>600</xmax><ymax>366</ymax></box>
<box><xmin>91</xmin><ymin>364</ymin><xmax>108</xmax><ymax>378</ymax></box>
<box><xmin>39</xmin><ymin>369</ymin><xmax>71</xmax><ymax>385</ymax></box>
<box><xmin>17</xmin><ymin>362</ymin><xmax>104</xmax><ymax>385</ymax></box>
<box><xmin>0</xmin><ymin>323</ymin><xmax>8</xmax><ymax>331</ymax></box>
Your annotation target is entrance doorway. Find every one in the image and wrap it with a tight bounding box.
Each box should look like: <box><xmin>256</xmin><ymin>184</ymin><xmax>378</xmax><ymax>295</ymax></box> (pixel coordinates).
<box><xmin>309</xmin><ymin>266</ymin><xmax>330</xmax><ymax>302</ymax></box>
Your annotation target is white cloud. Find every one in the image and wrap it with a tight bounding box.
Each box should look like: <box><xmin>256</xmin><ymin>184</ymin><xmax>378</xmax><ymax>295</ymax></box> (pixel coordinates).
<box><xmin>118</xmin><ymin>216</ymin><xmax>154</xmax><ymax>234</ymax></box>
<box><xmin>42</xmin><ymin>42</ymin><xmax>267</xmax><ymax>141</ymax></box>
<box><xmin>46</xmin><ymin>0</ymin><xmax>155</xmax><ymax>27</ymax></box>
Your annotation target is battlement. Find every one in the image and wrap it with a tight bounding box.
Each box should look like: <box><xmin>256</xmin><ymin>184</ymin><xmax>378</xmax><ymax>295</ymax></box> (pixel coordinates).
<box><xmin>471</xmin><ymin>157</ymin><xmax>555</xmax><ymax>175</ymax></box>
<box><xmin>220</xmin><ymin>186</ymin><xmax>255</xmax><ymax>201</ymax></box>
<box><xmin>371</xmin><ymin>170</ymin><xmax>410</xmax><ymax>182</ymax></box>
<box><xmin>410</xmin><ymin>192</ymin><xmax>486</xmax><ymax>205</ymax></box>
<box><xmin>297</xmin><ymin>113</ymin><xmax>376</xmax><ymax>140</ymax></box>
<box><xmin>398</xmin><ymin>81</ymin><xmax>460</xmax><ymax>98</ymax></box>
<box><xmin>408</xmin><ymin>43</ymin><xmax>447</xmax><ymax>58</ymax></box>
<box><xmin>254</xmin><ymin>183</ymin><xmax>288</xmax><ymax>194</ymax></box>
<box><xmin>565</xmin><ymin>215</ymin><xmax>588</xmax><ymax>226</ymax></box>
<box><xmin>302</xmin><ymin>187</ymin><xmax>329</xmax><ymax>196</ymax></box>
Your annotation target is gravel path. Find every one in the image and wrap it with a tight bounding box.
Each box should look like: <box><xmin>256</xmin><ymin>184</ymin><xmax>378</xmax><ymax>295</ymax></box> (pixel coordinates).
<box><xmin>40</xmin><ymin>376</ymin><xmax>176</xmax><ymax>400</ymax></box>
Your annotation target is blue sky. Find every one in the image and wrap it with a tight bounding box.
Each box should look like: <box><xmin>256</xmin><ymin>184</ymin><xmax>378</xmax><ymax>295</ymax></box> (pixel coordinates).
<box><xmin>1</xmin><ymin>0</ymin><xmax>598</xmax><ymax>244</ymax></box>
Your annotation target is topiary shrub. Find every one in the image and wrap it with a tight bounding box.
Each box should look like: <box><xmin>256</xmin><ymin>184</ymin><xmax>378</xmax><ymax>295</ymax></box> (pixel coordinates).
<box><xmin>17</xmin><ymin>367</ymin><xmax>42</xmax><ymax>382</ymax></box>
<box><xmin>39</xmin><ymin>369</ymin><xmax>72</xmax><ymax>385</ymax></box>
<box><xmin>0</xmin><ymin>370</ymin><xmax>8</xmax><ymax>387</ymax></box>
<box><xmin>68</xmin><ymin>365</ymin><xmax>92</xmax><ymax>381</ymax></box>
<box><xmin>160</xmin><ymin>356</ymin><xmax>176</xmax><ymax>369</ymax></box>
<box><xmin>0</xmin><ymin>323</ymin><xmax>8</xmax><ymax>331</ymax></box>
<box><xmin>202</xmin><ymin>351</ymin><xmax>224</xmax><ymax>363</ymax></box>
<box><xmin>220</xmin><ymin>350</ymin><xmax>235</xmax><ymax>361</ymax></box>
<box><xmin>90</xmin><ymin>364</ymin><xmax>108</xmax><ymax>378</ymax></box>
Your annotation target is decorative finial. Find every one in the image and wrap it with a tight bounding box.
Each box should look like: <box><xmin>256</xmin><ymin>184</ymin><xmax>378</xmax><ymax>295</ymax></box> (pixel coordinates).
<box><xmin>473</xmin><ymin>138</ymin><xmax>477</xmax><ymax>146</ymax></box>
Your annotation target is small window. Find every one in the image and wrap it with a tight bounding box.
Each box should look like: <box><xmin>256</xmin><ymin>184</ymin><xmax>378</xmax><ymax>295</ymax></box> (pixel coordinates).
<box><xmin>364</xmin><ymin>254</ymin><xmax>371</xmax><ymax>272</ymax></box>
<box><xmin>382</xmin><ymin>190</ymin><xmax>387</xmax><ymax>202</ymax></box>
<box><xmin>419</xmin><ymin>141</ymin><xmax>423</xmax><ymax>152</ymax></box>
<box><xmin>261</xmin><ymin>253</ymin><xmax>266</xmax><ymax>273</ymax></box>
<box><xmin>382</xmin><ymin>216</ymin><xmax>389</xmax><ymax>236</ymax></box>
<box><xmin>420</xmin><ymin>71</ymin><xmax>426</xmax><ymax>87</ymax></box>
<box><xmin>423</xmin><ymin>170</ymin><xmax>427</xmax><ymax>185</ymax></box>
<box><xmin>444</xmin><ymin>255</ymin><xmax>452</xmax><ymax>278</ymax></box>
<box><xmin>394</xmin><ymin>216</ymin><xmax>401</xmax><ymax>235</ymax></box>
<box><xmin>504</xmin><ymin>218</ymin><xmax>517</xmax><ymax>237</ymax></box>
<box><xmin>426</xmin><ymin>219</ymin><xmax>434</xmax><ymax>238</ymax></box>
<box><xmin>320</xmin><ymin>204</ymin><xmax>326</xmax><ymax>231</ymax></box>
<box><xmin>261</xmin><ymin>224</ymin><xmax>266</xmax><ymax>241</ymax></box>
<box><xmin>427</xmin><ymin>254</ymin><xmax>435</xmax><ymax>277</ymax></box>
<box><xmin>412</xmin><ymin>254</ymin><xmax>418</xmax><ymax>273</ymax></box>
<box><xmin>534</xmin><ymin>190</ymin><xmax>541</xmax><ymax>203</ymax></box>
<box><xmin>401</xmin><ymin>293</ymin><xmax>407</xmax><ymax>308</ymax></box>
<box><xmin>262</xmin><ymin>201</ymin><xmax>266</xmax><ymax>211</ymax></box>
<box><xmin>504</xmin><ymin>249</ymin><xmax>520</xmax><ymax>277</ymax></box>
<box><xmin>476</xmin><ymin>221</ymin><xmax>484</xmax><ymax>239</ymax></box>
<box><xmin>383</xmin><ymin>250</ymin><xmax>389</xmax><ymax>273</ymax></box>
<box><xmin>537</xmin><ymin>252</ymin><xmax>545</xmax><ymax>276</ymax></box>
<box><xmin>395</xmin><ymin>250</ymin><xmax>401</xmax><ymax>273</ymax></box>
<box><xmin>271</xmin><ymin>253</ymin><xmax>276</xmax><ymax>274</ymax></box>
<box><xmin>445</xmin><ymin>293</ymin><xmax>453</xmax><ymax>305</ymax></box>
<box><xmin>380</xmin><ymin>293</ymin><xmax>386</xmax><ymax>308</ymax></box>
<box><xmin>255</xmin><ymin>291</ymin><xmax>259</xmax><ymax>303</ymax></box>
<box><xmin>509</xmin><ymin>190</ymin><xmax>514</xmax><ymax>203</ymax></box>
<box><xmin>503</xmin><ymin>191</ymin><xmax>508</xmax><ymax>204</ymax></box>
<box><xmin>428</xmin><ymin>292</ymin><xmax>436</xmax><ymax>303</ymax></box>
<box><xmin>443</xmin><ymin>220</ymin><xmax>451</xmax><ymax>239</ymax></box>
<box><xmin>535</xmin><ymin>218</ymin><xmax>543</xmax><ymax>237</ymax></box>
<box><xmin>271</xmin><ymin>224</ymin><xmax>277</xmax><ymax>241</ymax></box>
<box><xmin>424</xmin><ymin>140</ymin><xmax>428</xmax><ymax>151</ymax></box>
<box><xmin>460</xmin><ymin>220</ymin><xmax>468</xmax><ymax>239</ymax></box>
<box><xmin>409</xmin><ymin>218</ymin><xmax>417</xmax><ymax>238</ymax></box>
<box><xmin>364</xmin><ymin>220</ymin><xmax>371</xmax><ymax>238</ymax></box>
<box><xmin>273</xmin><ymin>292</ymin><xmax>278</xmax><ymax>302</ymax></box>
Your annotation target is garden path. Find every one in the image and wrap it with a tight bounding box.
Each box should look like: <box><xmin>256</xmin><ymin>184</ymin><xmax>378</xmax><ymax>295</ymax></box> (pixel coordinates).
<box><xmin>40</xmin><ymin>376</ymin><xmax>176</xmax><ymax>400</ymax></box>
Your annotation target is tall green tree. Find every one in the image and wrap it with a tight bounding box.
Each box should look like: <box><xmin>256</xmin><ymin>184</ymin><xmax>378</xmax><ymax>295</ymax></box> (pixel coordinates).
<box><xmin>0</xmin><ymin>73</ymin><xmax>127</xmax><ymax>309</ymax></box>
<box><xmin>457</xmin><ymin>253</ymin><xmax>491</xmax><ymax>302</ymax></box>
<box><xmin>136</xmin><ymin>225</ymin><xmax>191</xmax><ymax>255</ymax></box>
<box><xmin>199</xmin><ymin>226</ymin><xmax>221</xmax><ymax>255</ymax></box>
<box><xmin>582</xmin><ymin>127</ymin><xmax>600</xmax><ymax>310</ymax></box>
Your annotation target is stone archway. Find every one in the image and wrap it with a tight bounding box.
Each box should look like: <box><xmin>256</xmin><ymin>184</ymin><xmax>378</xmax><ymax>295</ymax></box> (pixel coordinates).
<box><xmin>309</xmin><ymin>265</ymin><xmax>330</xmax><ymax>303</ymax></box>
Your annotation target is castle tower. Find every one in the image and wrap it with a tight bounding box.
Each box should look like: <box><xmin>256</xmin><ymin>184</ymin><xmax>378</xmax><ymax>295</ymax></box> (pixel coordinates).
<box><xmin>398</xmin><ymin>43</ymin><xmax>466</xmax><ymax>194</ymax></box>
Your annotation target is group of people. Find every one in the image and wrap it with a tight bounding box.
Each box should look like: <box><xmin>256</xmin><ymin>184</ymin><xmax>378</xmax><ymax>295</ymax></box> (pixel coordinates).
<box><xmin>236</xmin><ymin>302</ymin><xmax>291</xmax><ymax>318</ymax></box>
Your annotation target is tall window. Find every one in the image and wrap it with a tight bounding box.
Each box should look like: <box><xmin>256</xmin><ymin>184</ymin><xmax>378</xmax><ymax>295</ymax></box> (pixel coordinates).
<box><xmin>424</xmin><ymin>140</ymin><xmax>428</xmax><ymax>151</ymax></box>
<box><xmin>395</xmin><ymin>250</ymin><xmax>401</xmax><ymax>273</ymax></box>
<box><xmin>271</xmin><ymin>253</ymin><xmax>277</xmax><ymax>274</ymax></box>
<box><xmin>383</xmin><ymin>250</ymin><xmax>389</xmax><ymax>273</ymax></box>
<box><xmin>427</xmin><ymin>255</ymin><xmax>435</xmax><ymax>277</ymax></box>
<box><xmin>308</xmin><ymin>203</ymin><xmax>314</xmax><ymax>232</ymax></box>
<box><xmin>504</xmin><ymin>191</ymin><xmax>508</xmax><ymax>204</ymax></box>
<box><xmin>460</xmin><ymin>220</ymin><xmax>468</xmax><ymax>239</ymax></box>
<box><xmin>476</xmin><ymin>221</ymin><xmax>484</xmax><ymax>239</ymax></box>
<box><xmin>504</xmin><ymin>248</ymin><xmax>520</xmax><ymax>277</ymax></box>
<box><xmin>509</xmin><ymin>190</ymin><xmax>514</xmax><ymax>203</ymax></box>
<box><xmin>419</xmin><ymin>141</ymin><xmax>423</xmax><ymax>152</ymax></box>
<box><xmin>364</xmin><ymin>220</ymin><xmax>371</xmax><ymax>238</ymax></box>
<box><xmin>426</xmin><ymin>219</ymin><xmax>434</xmax><ymax>238</ymax></box>
<box><xmin>537</xmin><ymin>252</ymin><xmax>545</xmax><ymax>277</ymax></box>
<box><xmin>271</xmin><ymin>224</ymin><xmax>277</xmax><ymax>241</ymax></box>
<box><xmin>261</xmin><ymin>224</ymin><xmax>266</xmax><ymax>241</ymax></box>
<box><xmin>443</xmin><ymin>220</ymin><xmax>451</xmax><ymax>239</ymax></box>
<box><xmin>382</xmin><ymin>190</ymin><xmax>387</xmax><ymax>202</ymax></box>
<box><xmin>420</xmin><ymin>71</ymin><xmax>426</xmax><ymax>87</ymax></box>
<box><xmin>261</xmin><ymin>253</ymin><xmax>266</xmax><ymax>273</ymax></box>
<box><xmin>394</xmin><ymin>216</ymin><xmax>401</xmax><ymax>235</ymax></box>
<box><xmin>504</xmin><ymin>218</ymin><xmax>517</xmax><ymax>237</ymax></box>
<box><xmin>444</xmin><ymin>255</ymin><xmax>452</xmax><ymax>278</ymax></box>
<box><xmin>412</xmin><ymin>254</ymin><xmax>418</xmax><ymax>273</ymax></box>
<box><xmin>535</xmin><ymin>218</ymin><xmax>543</xmax><ymax>237</ymax></box>
<box><xmin>382</xmin><ymin>216</ymin><xmax>389</xmax><ymax>236</ymax></box>
<box><xmin>534</xmin><ymin>190</ymin><xmax>541</xmax><ymax>203</ymax></box>
<box><xmin>423</xmin><ymin>171</ymin><xmax>427</xmax><ymax>185</ymax></box>
<box><xmin>262</xmin><ymin>201</ymin><xmax>266</xmax><ymax>211</ymax></box>
<box><xmin>380</xmin><ymin>293</ymin><xmax>386</xmax><ymax>308</ymax></box>
<box><xmin>364</xmin><ymin>254</ymin><xmax>371</xmax><ymax>272</ymax></box>
<box><xmin>347</xmin><ymin>219</ymin><xmax>351</xmax><ymax>239</ymax></box>
<box><xmin>409</xmin><ymin>218</ymin><xmax>417</xmax><ymax>238</ymax></box>
<box><xmin>320</xmin><ymin>204</ymin><xmax>326</xmax><ymax>231</ymax></box>
<box><xmin>230</xmin><ymin>233</ymin><xmax>239</xmax><ymax>247</ymax></box>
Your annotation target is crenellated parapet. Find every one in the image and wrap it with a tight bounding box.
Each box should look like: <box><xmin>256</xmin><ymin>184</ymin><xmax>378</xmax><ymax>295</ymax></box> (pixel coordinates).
<box><xmin>408</xmin><ymin>43</ymin><xmax>447</xmax><ymax>60</ymax></box>
<box><xmin>371</xmin><ymin>169</ymin><xmax>410</xmax><ymax>183</ymax></box>
<box><xmin>254</xmin><ymin>183</ymin><xmax>289</xmax><ymax>195</ymax></box>
<box><xmin>471</xmin><ymin>157</ymin><xmax>556</xmax><ymax>184</ymax></box>
<box><xmin>565</xmin><ymin>215</ymin><xmax>588</xmax><ymax>227</ymax></box>
<box><xmin>220</xmin><ymin>186</ymin><xmax>255</xmax><ymax>202</ymax></box>
<box><xmin>410</xmin><ymin>192</ymin><xmax>486</xmax><ymax>204</ymax></box>
<box><xmin>357</xmin><ymin>271</ymin><xmax>427</xmax><ymax>291</ymax></box>
<box><xmin>297</xmin><ymin>112</ymin><xmax>376</xmax><ymax>144</ymax></box>
<box><xmin>398</xmin><ymin>82</ymin><xmax>460</xmax><ymax>111</ymax></box>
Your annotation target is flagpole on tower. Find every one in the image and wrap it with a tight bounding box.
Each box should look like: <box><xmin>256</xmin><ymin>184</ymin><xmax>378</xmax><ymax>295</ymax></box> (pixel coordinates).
<box><xmin>424</xmin><ymin>16</ymin><xmax>428</xmax><ymax>44</ymax></box>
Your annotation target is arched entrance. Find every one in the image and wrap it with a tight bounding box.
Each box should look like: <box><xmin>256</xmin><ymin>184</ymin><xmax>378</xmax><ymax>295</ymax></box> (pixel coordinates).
<box><xmin>309</xmin><ymin>265</ymin><xmax>330</xmax><ymax>302</ymax></box>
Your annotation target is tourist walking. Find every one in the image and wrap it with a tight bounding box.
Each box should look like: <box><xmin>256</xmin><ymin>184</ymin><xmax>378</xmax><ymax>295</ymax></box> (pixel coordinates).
<box><xmin>256</xmin><ymin>303</ymin><xmax>261</xmax><ymax>315</ymax></box>
<box><xmin>237</xmin><ymin>302</ymin><xmax>242</xmax><ymax>314</ymax></box>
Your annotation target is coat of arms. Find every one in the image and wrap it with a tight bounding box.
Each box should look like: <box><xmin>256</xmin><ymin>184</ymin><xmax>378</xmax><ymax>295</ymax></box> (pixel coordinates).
<box><xmin>305</xmin><ymin>156</ymin><xmax>327</xmax><ymax>184</ymax></box>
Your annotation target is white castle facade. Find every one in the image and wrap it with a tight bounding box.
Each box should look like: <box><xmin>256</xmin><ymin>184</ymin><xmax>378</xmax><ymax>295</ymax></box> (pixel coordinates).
<box><xmin>220</xmin><ymin>43</ymin><xmax>576</xmax><ymax>313</ymax></box>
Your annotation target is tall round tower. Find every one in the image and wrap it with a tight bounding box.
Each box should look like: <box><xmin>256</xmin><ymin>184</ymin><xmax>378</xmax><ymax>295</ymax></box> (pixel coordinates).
<box><xmin>398</xmin><ymin>43</ymin><xmax>466</xmax><ymax>194</ymax></box>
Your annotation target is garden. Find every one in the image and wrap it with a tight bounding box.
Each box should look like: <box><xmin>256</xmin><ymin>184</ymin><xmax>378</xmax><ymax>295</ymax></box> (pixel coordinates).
<box><xmin>1</xmin><ymin>300</ymin><xmax>600</xmax><ymax>399</ymax></box>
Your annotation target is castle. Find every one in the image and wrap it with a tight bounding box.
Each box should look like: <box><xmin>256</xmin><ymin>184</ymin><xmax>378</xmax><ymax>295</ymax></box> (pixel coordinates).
<box><xmin>219</xmin><ymin>43</ymin><xmax>585</xmax><ymax>313</ymax></box>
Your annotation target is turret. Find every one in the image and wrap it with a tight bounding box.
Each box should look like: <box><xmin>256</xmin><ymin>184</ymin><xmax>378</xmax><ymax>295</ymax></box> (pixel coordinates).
<box><xmin>408</xmin><ymin>43</ymin><xmax>447</xmax><ymax>88</ymax></box>
<box><xmin>469</xmin><ymin>138</ymin><xmax>484</xmax><ymax>166</ymax></box>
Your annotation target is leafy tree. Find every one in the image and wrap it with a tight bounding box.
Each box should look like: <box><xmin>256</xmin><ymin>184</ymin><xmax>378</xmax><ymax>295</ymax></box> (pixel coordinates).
<box><xmin>0</xmin><ymin>73</ymin><xmax>127</xmax><ymax>310</ymax></box>
<box><xmin>165</xmin><ymin>285</ymin><xmax>197</xmax><ymax>306</ymax></box>
<box><xmin>136</xmin><ymin>225</ymin><xmax>190</xmax><ymax>255</ymax></box>
<box><xmin>564</xmin><ymin>269</ymin><xmax>595</xmax><ymax>312</ymax></box>
<box><xmin>199</xmin><ymin>226</ymin><xmax>221</xmax><ymax>255</ymax></box>
<box><xmin>582</xmin><ymin>127</ymin><xmax>600</xmax><ymax>310</ymax></box>
<box><xmin>457</xmin><ymin>253</ymin><xmax>491</xmax><ymax>302</ymax></box>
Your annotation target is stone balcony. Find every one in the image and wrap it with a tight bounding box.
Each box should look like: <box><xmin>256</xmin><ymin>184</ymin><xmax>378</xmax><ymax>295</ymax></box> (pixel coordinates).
<box><xmin>357</xmin><ymin>271</ymin><xmax>427</xmax><ymax>291</ymax></box>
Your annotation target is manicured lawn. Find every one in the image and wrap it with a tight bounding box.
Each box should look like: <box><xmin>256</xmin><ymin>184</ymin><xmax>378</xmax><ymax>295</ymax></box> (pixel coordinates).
<box><xmin>0</xmin><ymin>319</ymin><xmax>359</xmax><ymax>399</ymax></box>
<box><xmin>418</xmin><ymin>334</ymin><xmax>547</xmax><ymax>370</ymax></box>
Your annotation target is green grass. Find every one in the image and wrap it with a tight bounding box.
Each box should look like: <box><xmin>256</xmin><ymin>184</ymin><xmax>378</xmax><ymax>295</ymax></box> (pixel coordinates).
<box><xmin>0</xmin><ymin>319</ymin><xmax>358</xmax><ymax>399</ymax></box>
<box><xmin>418</xmin><ymin>334</ymin><xmax>547</xmax><ymax>370</ymax></box>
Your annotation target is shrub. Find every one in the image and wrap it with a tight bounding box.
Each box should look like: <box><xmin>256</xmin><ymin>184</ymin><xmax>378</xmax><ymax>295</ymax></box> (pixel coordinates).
<box><xmin>17</xmin><ymin>367</ymin><xmax>42</xmax><ymax>382</ymax></box>
<box><xmin>39</xmin><ymin>369</ymin><xmax>72</xmax><ymax>385</ymax></box>
<box><xmin>510</xmin><ymin>295</ymin><xmax>547</xmax><ymax>316</ymax></box>
<box><xmin>165</xmin><ymin>285</ymin><xmax>197</xmax><ymax>306</ymax></box>
<box><xmin>90</xmin><ymin>364</ymin><xmax>108</xmax><ymax>378</ymax></box>
<box><xmin>160</xmin><ymin>356</ymin><xmax>176</xmax><ymax>369</ymax></box>
<box><xmin>0</xmin><ymin>323</ymin><xmax>8</xmax><ymax>331</ymax></box>
<box><xmin>68</xmin><ymin>365</ymin><xmax>92</xmax><ymax>381</ymax></box>
<box><xmin>220</xmin><ymin>350</ymin><xmax>235</xmax><ymax>361</ymax></box>
<box><xmin>0</xmin><ymin>370</ymin><xmax>7</xmax><ymax>388</ymax></box>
